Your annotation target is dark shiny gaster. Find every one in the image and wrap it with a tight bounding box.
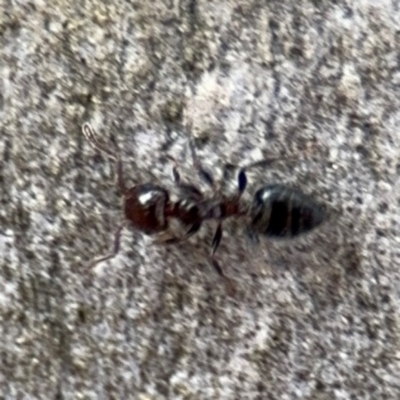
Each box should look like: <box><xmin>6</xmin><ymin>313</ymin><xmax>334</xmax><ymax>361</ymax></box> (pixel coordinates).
<box><xmin>251</xmin><ymin>185</ymin><xmax>326</xmax><ymax>239</ymax></box>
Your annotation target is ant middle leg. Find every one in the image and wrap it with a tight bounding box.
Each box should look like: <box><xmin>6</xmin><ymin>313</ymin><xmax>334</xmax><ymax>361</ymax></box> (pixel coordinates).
<box><xmin>167</xmin><ymin>155</ymin><xmax>203</xmax><ymax>200</ymax></box>
<box><xmin>221</xmin><ymin>163</ymin><xmax>249</xmax><ymax>199</ymax></box>
<box><xmin>223</xmin><ymin>156</ymin><xmax>296</xmax><ymax>200</ymax></box>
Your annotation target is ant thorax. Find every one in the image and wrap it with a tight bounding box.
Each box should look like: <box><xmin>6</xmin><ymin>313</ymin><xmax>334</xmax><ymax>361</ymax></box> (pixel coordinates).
<box><xmin>174</xmin><ymin>197</ymin><xmax>201</xmax><ymax>226</ymax></box>
<box><xmin>198</xmin><ymin>199</ymin><xmax>223</xmax><ymax>220</ymax></box>
<box><xmin>177</xmin><ymin>197</ymin><xmax>198</xmax><ymax>211</ymax></box>
<box><xmin>251</xmin><ymin>184</ymin><xmax>326</xmax><ymax>238</ymax></box>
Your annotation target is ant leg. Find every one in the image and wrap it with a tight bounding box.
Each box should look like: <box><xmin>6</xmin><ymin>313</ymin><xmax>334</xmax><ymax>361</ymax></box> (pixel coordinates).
<box><xmin>168</xmin><ymin>155</ymin><xmax>182</xmax><ymax>185</ymax></box>
<box><xmin>210</xmin><ymin>222</ymin><xmax>236</xmax><ymax>294</ymax></box>
<box><xmin>210</xmin><ymin>222</ymin><xmax>224</xmax><ymax>273</ymax></box>
<box><xmin>237</xmin><ymin>168</ymin><xmax>248</xmax><ymax>196</ymax></box>
<box><xmin>182</xmin><ymin>221</ymin><xmax>202</xmax><ymax>241</ymax></box>
<box><xmin>245</xmin><ymin>226</ymin><xmax>264</xmax><ymax>278</ymax></box>
<box><xmin>116</xmin><ymin>158</ymin><xmax>126</xmax><ymax>195</ymax></box>
<box><xmin>224</xmin><ymin>156</ymin><xmax>293</xmax><ymax>199</ymax></box>
<box><xmin>242</xmin><ymin>157</ymin><xmax>283</xmax><ymax>170</ymax></box>
<box><xmin>240</xmin><ymin>155</ymin><xmax>305</xmax><ymax>175</ymax></box>
<box><xmin>211</xmin><ymin>223</ymin><xmax>223</xmax><ymax>255</ymax></box>
<box><xmin>246</xmin><ymin>227</ymin><xmax>259</xmax><ymax>246</ymax></box>
<box><xmin>154</xmin><ymin>221</ymin><xmax>202</xmax><ymax>245</ymax></box>
<box><xmin>82</xmin><ymin>123</ymin><xmax>126</xmax><ymax>194</ymax></box>
<box><xmin>188</xmin><ymin>139</ymin><xmax>215</xmax><ymax>189</ymax></box>
<box><xmin>167</xmin><ymin>155</ymin><xmax>203</xmax><ymax>200</ymax></box>
<box><xmin>219</xmin><ymin>162</ymin><xmax>248</xmax><ymax>200</ymax></box>
<box><xmin>85</xmin><ymin>223</ymin><xmax>124</xmax><ymax>273</ymax></box>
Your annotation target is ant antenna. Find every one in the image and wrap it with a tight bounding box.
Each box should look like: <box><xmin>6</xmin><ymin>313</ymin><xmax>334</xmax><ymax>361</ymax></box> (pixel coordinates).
<box><xmin>82</xmin><ymin>122</ymin><xmax>119</xmax><ymax>161</ymax></box>
<box><xmin>82</xmin><ymin>122</ymin><xmax>126</xmax><ymax>194</ymax></box>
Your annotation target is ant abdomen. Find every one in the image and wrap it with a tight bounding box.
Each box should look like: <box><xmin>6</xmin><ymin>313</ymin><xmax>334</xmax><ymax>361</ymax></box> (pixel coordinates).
<box><xmin>173</xmin><ymin>198</ymin><xmax>202</xmax><ymax>226</ymax></box>
<box><xmin>250</xmin><ymin>184</ymin><xmax>326</xmax><ymax>238</ymax></box>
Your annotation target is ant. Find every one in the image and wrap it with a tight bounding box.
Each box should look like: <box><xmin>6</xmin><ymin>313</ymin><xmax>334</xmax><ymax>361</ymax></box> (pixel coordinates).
<box><xmin>81</xmin><ymin>123</ymin><xmax>326</xmax><ymax>291</ymax></box>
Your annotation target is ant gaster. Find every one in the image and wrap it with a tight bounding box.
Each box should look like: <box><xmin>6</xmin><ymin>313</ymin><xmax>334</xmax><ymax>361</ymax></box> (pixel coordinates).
<box><xmin>82</xmin><ymin>123</ymin><xmax>326</xmax><ymax>290</ymax></box>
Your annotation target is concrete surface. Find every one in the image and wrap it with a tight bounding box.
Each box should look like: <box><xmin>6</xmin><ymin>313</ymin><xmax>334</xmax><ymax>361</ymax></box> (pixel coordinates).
<box><xmin>1</xmin><ymin>1</ymin><xmax>400</xmax><ymax>399</ymax></box>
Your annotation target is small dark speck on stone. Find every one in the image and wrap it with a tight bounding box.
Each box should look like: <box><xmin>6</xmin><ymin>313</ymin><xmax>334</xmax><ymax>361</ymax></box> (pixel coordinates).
<box><xmin>378</xmin><ymin>202</ymin><xmax>388</xmax><ymax>213</ymax></box>
<box><xmin>380</xmin><ymin>294</ymin><xmax>390</xmax><ymax>304</ymax></box>
<box><xmin>343</xmin><ymin>6</ymin><xmax>354</xmax><ymax>19</ymax></box>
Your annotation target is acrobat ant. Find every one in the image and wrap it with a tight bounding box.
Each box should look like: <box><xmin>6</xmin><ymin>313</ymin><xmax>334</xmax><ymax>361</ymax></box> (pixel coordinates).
<box><xmin>81</xmin><ymin>122</ymin><xmax>326</xmax><ymax>292</ymax></box>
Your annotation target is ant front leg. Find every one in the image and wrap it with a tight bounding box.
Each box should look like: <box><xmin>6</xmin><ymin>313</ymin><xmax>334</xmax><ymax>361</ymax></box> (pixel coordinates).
<box><xmin>85</xmin><ymin>223</ymin><xmax>125</xmax><ymax>274</ymax></box>
<box><xmin>245</xmin><ymin>226</ymin><xmax>260</xmax><ymax>246</ymax></box>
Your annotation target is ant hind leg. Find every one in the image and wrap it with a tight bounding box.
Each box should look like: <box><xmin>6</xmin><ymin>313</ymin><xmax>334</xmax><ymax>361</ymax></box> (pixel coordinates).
<box><xmin>210</xmin><ymin>222</ymin><xmax>236</xmax><ymax>295</ymax></box>
<box><xmin>245</xmin><ymin>226</ymin><xmax>259</xmax><ymax>246</ymax></box>
<box><xmin>154</xmin><ymin>221</ymin><xmax>202</xmax><ymax>245</ymax></box>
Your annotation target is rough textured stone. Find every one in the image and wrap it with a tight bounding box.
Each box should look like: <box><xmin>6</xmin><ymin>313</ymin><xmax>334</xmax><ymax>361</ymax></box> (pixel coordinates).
<box><xmin>1</xmin><ymin>1</ymin><xmax>400</xmax><ymax>399</ymax></box>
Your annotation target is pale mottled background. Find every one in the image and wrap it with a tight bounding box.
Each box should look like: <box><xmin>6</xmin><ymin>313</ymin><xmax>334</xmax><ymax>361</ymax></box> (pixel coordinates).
<box><xmin>1</xmin><ymin>1</ymin><xmax>400</xmax><ymax>399</ymax></box>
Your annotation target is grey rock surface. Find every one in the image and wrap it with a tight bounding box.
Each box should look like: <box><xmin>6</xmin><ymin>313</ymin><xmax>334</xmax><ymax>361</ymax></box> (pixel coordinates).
<box><xmin>1</xmin><ymin>1</ymin><xmax>400</xmax><ymax>399</ymax></box>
